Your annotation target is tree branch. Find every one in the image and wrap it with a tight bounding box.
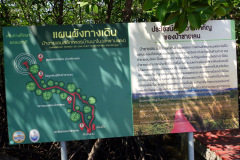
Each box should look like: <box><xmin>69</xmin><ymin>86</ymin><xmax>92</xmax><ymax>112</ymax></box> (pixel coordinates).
<box><xmin>87</xmin><ymin>139</ymin><xmax>103</xmax><ymax>160</ymax></box>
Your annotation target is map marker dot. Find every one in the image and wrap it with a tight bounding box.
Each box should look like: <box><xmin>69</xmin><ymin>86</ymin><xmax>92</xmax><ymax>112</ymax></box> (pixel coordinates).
<box><xmin>38</xmin><ymin>54</ymin><xmax>44</xmax><ymax>62</ymax></box>
<box><xmin>79</xmin><ymin>123</ymin><xmax>84</xmax><ymax>131</ymax></box>
<box><xmin>67</xmin><ymin>96</ymin><xmax>72</xmax><ymax>104</ymax></box>
<box><xmin>38</xmin><ymin>71</ymin><xmax>44</xmax><ymax>79</ymax></box>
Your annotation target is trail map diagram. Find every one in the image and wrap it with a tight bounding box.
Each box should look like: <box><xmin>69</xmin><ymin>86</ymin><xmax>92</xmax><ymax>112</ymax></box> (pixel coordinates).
<box><xmin>16</xmin><ymin>53</ymin><xmax>96</xmax><ymax>133</ymax></box>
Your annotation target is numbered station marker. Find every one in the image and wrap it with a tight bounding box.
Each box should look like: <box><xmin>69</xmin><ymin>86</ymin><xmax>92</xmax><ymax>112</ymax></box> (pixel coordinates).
<box><xmin>38</xmin><ymin>71</ymin><xmax>44</xmax><ymax>79</ymax></box>
<box><xmin>79</xmin><ymin>123</ymin><xmax>84</xmax><ymax>131</ymax></box>
<box><xmin>67</xmin><ymin>96</ymin><xmax>72</xmax><ymax>104</ymax></box>
<box><xmin>38</xmin><ymin>54</ymin><xmax>44</xmax><ymax>62</ymax></box>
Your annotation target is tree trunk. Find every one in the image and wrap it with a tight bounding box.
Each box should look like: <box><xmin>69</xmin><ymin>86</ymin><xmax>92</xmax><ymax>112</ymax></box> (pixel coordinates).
<box><xmin>57</xmin><ymin>0</ymin><xmax>64</xmax><ymax>25</ymax></box>
<box><xmin>122</xmin><ymin>0</ymin><xmax>133</xmax><ymax>23</ymax></box>
<box><xmin>106</xmin><ymin>0</ymin><xmax>114</xmax><ymax>23</ymax></box>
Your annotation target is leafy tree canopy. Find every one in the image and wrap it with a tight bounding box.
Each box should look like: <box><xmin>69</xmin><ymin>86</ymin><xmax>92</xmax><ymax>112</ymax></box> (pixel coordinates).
<box><xmin>143</xmin><ymin>0</ymin><xmax>235</xmax><ymax>33</ymax></box>
<box><xmin>0</xmin><ymin>0</ymin><xmax>238</xmax><ymax>32</ymax></box>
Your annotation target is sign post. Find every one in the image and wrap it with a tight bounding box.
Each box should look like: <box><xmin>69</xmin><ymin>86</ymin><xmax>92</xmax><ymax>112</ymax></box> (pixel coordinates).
<box><xmin>60</xmin><ymin>141</ymin><xmax>68</xmax><ymax>160</ymax></box>
<box><xmin>188</xmin><ymin>132</ymin><xmax>194</xmax><ymax>160</ymax></box>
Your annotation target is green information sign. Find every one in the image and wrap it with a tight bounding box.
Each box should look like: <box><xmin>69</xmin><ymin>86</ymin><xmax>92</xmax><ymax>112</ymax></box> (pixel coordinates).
<box><xmin>3</xmin><ymin>20</ymin><xmax>239</xmax><ymax>145</ymax></box>
<box><xmin>4</xmin><ymin>23</ymin><xmax>133</xmax><ymax>144</ymax></box>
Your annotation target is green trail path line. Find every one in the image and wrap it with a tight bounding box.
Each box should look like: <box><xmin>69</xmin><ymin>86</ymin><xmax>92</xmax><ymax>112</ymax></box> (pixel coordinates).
<box><xmin>23</xmin><ymin>61</ymin><xmax>95</xmax><ymax>133</ymax></box>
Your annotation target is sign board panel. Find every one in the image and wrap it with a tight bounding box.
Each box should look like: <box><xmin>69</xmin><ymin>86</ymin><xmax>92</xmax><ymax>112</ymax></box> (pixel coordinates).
<box><xmin>129</xmin><ymin>21</ymin><xmax>238</xmax><ymax>135</ymax></box>
<box><xmin>3</xmin><ymin>20</ymin><xmax>238</xmax><ymax>145</ymax></box>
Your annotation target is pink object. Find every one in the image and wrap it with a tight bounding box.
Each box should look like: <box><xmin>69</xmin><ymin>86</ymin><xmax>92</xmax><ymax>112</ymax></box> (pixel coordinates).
<box><xmin>38</xmin><ymin>71</ymin><xmax>44</xmax><ymax>79</ymax></box>
<box><xmin>171</xmin><ymin>109</ymin><xmax>196</xmax><ymax>133</ymax></box>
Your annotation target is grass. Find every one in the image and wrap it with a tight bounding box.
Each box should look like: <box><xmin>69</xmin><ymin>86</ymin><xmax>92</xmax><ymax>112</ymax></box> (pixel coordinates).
<box><xmin>133</xmin><ymin>93</ymin><xmax>239</xmax><ymax>135</ymax></box>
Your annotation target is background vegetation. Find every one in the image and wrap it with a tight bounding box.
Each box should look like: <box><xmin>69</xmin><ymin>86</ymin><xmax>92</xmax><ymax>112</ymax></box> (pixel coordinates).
<box><xmin>0</xmin><ymin>0</ymin><xmax>239</xmax><ymax>159</ymax></box>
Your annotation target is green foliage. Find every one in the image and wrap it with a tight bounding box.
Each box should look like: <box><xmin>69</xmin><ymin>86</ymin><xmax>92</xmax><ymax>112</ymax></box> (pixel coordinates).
<box><xmin>188</xmin><ymin>12</ymin><xmax>201</xmax><ymax>28</ymax></box>
<box><xmin>78</xmin><ymin>2</ymin><xmax>89</xmax><ymax>7</ymax></box>
<box><xmin>59</xmin><ymin>82</ymin><xmax>65</xmax><ymax>87</ymax></box>
<box><xmin>42</xmin><ymin>91</ymin><xmax>53</xmax><ymax>101</ymax></box>
<box><xmin>215</xmin><ymin>6</ymin><xmax>226</xmax><ymax>16</ymax></box>
<box><xmin>26</xmin><ymin>81</ymin><xmax>36</xmax><ymax>92</ymax></box>
<box><xmin>82</xmin><ymin>95</ymin><xmax>87</xmax><ymax>100</ymax></box>
<box><xmin>93</xmin><ymin>4</ymin><xmax>99</xmax><ymax>14</ymax></box>
<box><xmin>47</xmin><ymin>80</ymin><xmax>54</xmax><ymax>87</ymax></box>
<box><xmin>60</xmin><ymin>92</ymin><xmax>68</xmax><ymax>100</ymax></box>
<box><xmin>178</xmin><ymin>11</ymin><xmax>188</xmax><ymax>33</ymax></box>
<box><xmin>35</xmin><ymin>89</ymin><xmax>42</xmax><ymax>96</ymax></box>
<box><xmin>156</xmin><ymin>1</ymin><xmax>168</xmax><ymax>22</ymax></box>
<box><xmin>42</xmin><ymin>84</ymin><xmax>47</xmax><ymax>88</ymax></box>
<box><xmin>51</xmin><ymin>89</ymin><xmax>56</xmax><ymax>93</ymax></box>
<box><xmin>67</xmin><ymin>83</ymin><xmax>77</xmax><ymax>93</ymax></box>
<box><xmin>67</xmin><ymin>108</ymin><xmax>72</xmax><ymax>113</ymax></box>
<box><xmin>75</xmin><ymin>106</ymin><xmax>80</xmax><ymax>110</ymax></box>
<box><xmin>1</xmin><ymin>0</ymin><xmax>232</xmax><ymax>34</ymax></box>
<box><xmin>77</xmin><ymin>88</ymin><xmax>81</xmax><ymax>93</ymax></box>
<box><xmin>83</xmin><ymin>105</ymin><xmax>91</xmax><ymax>114</ymax></box>
<box><xmin>88</xmin><ymin>96</ymin><xmax>97</xmax><ymax>105</ymax></box>
<box><xmin>144</xmin><ymin>0</ymin><xmax>235</xmax><ymax>33</ymax></box>
<box><xmin>56</xmin><ymin>89</ymin><xmax>61</xmax><ymax>94</ymax></box>
<box><xmin>0</xmin><ymin>0</ymin><xmax>237</xmax><ymax>33</ymax></box>
<box><xmin>41</xmin><ymin>80</ymin><xmax>45</xmax><ymax>84</ymax></box>
<box><xmin>29</xmin><ymin>64</ymin><xmax>39</xmax><ymax>74</ymax></box>
<box><xmin>162</xmin><ymin>11</ymin><xmax>180</xmax><ymax>25</ymax></box>
<box><xmin>87</xmin><ymin>115</ymin><xmax>92</xmax><ymax>120</ymax></box>
<box><xmin>70</xmin><ymin>112</ymin><xmax>81</xmax><ymax>122</ymax></box>
<box><xmin>143</xmin><ymin>0</ymin><xmax>157</xmax><ymax>10</ymax></box>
